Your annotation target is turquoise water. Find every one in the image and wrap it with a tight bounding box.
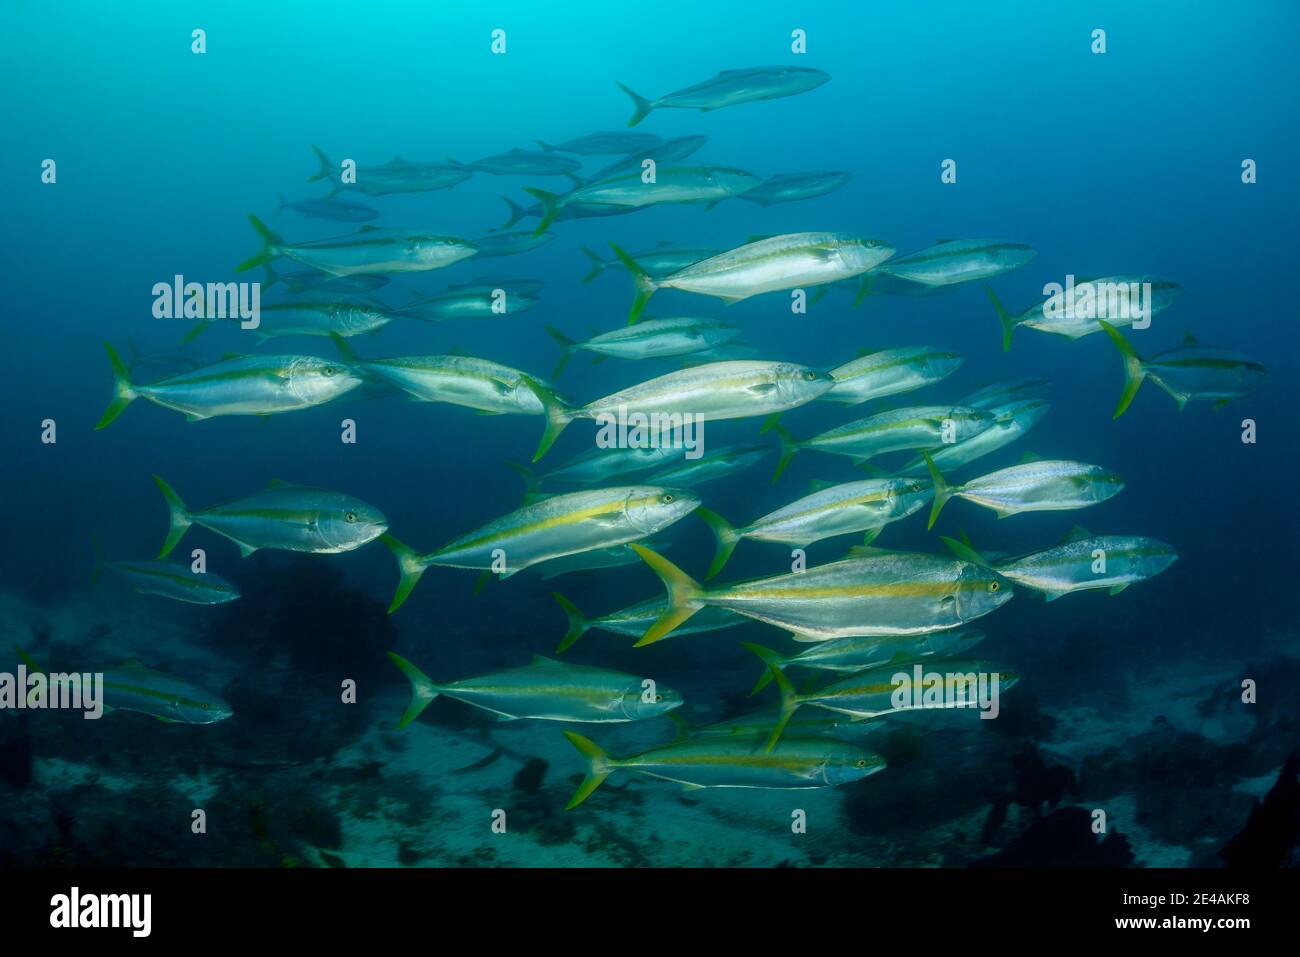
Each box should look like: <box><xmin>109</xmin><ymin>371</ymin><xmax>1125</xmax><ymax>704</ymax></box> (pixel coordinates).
<box><xmin>1</xmin><ymin>1</ymin><xmax>1297</xmax><ymax>867</ymax></box>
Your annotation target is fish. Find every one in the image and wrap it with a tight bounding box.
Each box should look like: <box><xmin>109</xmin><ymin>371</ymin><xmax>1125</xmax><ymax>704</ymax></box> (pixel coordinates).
<box><xmin>1099</xmin><ymin>322</ymin><xmax>1267</xmax><ymax>417</ymax></box>
<box><xmin>530</xmin><ymin>540</ymin><xmax>672</xmax><ymax>580</ymax></box>
<box><xmin>551</xmin><ymin>592</ymin><xmax>744</xmax><ymax>653</ymax></box>
<box><xmin>580</xmin><ymin>243</ymin><xmax>718</xmax><ymax>283</ymax></box>
<box><xmin>398</xmin><ymin>282</ymin><xmax>541</xmax><ymax>321</ymax></box>
<box><xmin>581</xmin><ymin>134</ymin><xmax>710</xmax><ymax>182</ymax></box>
<box><xmin>545</xmin><ymin>318</ymin><xmax>742</xmax><ymax>377</ymax></box>
<box><xmin>746</xmin><ymin>630</ymin><xmax>987</xmax><ymax>691</ymax></box>
<box><xmin>387</xmin><ymin>653</ymin><xmax>682</xmax><ymax>728</ymax></box>
<box><xmin>535</xmin><ymin>131</ymin><xmax>664</xmax><ymax>155</ymax></box>
<box><xmin>17</xmin><ymin>648</ymin><xmax>230</xmax><ymax>724</ymax></box>
<box><xmin>958</xmin><ymin>378</ymin><xmax>1050</xmax><ymax>410</ymax></box>
<box><xmin>613</xmin><ymin>233</ymin><xmax>895</xmax><ymax>323</ymax></box>
<box><xmin>561</xmin><ymin>729</ymin><xmax>881</xmax><ymax>809</ymax></box>
<box><xmin>275</xmin><ymin>193</ymin><xmax>378</xmax><ymax>222</ymax></box>
<box><xmin>122</xmin><ymin>339</ymin><xmax>205</xmax><ymax>378</ymax></box>
<box><xmin>496</xmin><ymin>193</ymin><xmax>640</xmax><ymax>231</ymax></box>
<box><xmin>825</xmin><ymin>347</ymin><xmax>964</xmax><ymax>405</ymax></box>
<box><xmin>925</xmin><ymin>455</ymin><xmax>1124</xmax><ymax>528</ymax></box>
<box><xmin>630</xmin><ymin>543</ymin><xmax>1013</xmax><ymax>645</ymax></box>
<box><xmin>467</xmin><ymin>230</ymin><xmax>555</xmax><ymax>258</ymax></box>
<box><xmin>524</xmin><ymin>165</ymin><xmax>763</xmax><ymax>235</ymax></box>
<box><xmin>943</xmin><ymin>527</ymin><xmax>1178</xmax><ymax>601</ymax></box>
<box><xmin>240</xmin><ymin>299</ymin><xmax>400</xmax><ymax>340</ymax></box>
<box><xmin>764</xmin><ymin>405</ymin><xmax>997</xmax><ymax>480</ymax></box>
<box><xmin>263</xmin><ymin>264</ymin><xmax>389</xmax><ymax>294</ymax></box>
<box><xmin>746</xmin><ymin>645</ymin><xmax>1019</xmax><ymax>750</ymax></box>
<box><xmin>985</xmin><ymin>276</ymin><xmax>1182</xmax><ymax>350</ymax></box>
<box><xmin>899</xmin><ymin>400</ymin><xmax>1050</xmax><ymax>475</ymax></box>
<box><xmin>380</xmin><ymin>486</ymin><xmax>700</xmax><ymax>612</ymax></box>
<box><xmin>470</xmin><ymin>148</ymin><xmax>584</xmax><ymax>177</ymax></box>
<box><xmin>95</xmin><ymin>343</ymin><xmax>362</xmax><ymax>429</ymax></box>
<box><xmin>695</xmin><ymin>476</ymin><xmax>932</xmax><ymax>578</ymax></box>
<box><xmin>644</xmin><ymin>445</ymin><xmax>768</xmax><ymax>487</ymax></box>
<box><xmin>151</xmin><ymin>476</ymin><xmax>388</xmax><ymax>559</ymax></box>
<box><xmin>308</xmin><ymin>146</ymin><xmax>472</xmax><ymax>195</ymax></box>
<box><xmin>524</xmin><ymin>360</ymin><xmax>836</xmax><ymax>461</ymax></box>
<box><xmin>92</xmin><ymin>540</ymin><xmax>240</xmax><ymax>605</ymax></box>
<box><xmin>514</xmin><ymin>445</ymin><xmax>689</xmax><ymax>492</ymax></box>
<box><xmin>235</xmin><ymin>215</ymin><xmax>477</xmax><ymax>277</ymax></box>
<box><xmin>878</xmin><ymin>239</ymin><xmax>1036</xmax><ymax>287</ymax></box>
<box><xmin>616</xmin><ymin>66</ymin><xmax>831</xmax><ymax>126</ymax></box>
<box><xmin>739</xmin><ymin>171</ymin><xmax>851</xmax><ymax>206</ymax></box>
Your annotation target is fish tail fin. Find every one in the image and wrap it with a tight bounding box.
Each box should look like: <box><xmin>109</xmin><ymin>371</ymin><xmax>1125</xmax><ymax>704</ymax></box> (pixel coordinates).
<box><xmin>262</xmin><ymin>262</ymin><xmax>280</xmax><ymax>290</ymax></box>
<box><xmin>543</xmin><ymin>325</ymin><xmax>577</xmax><ymax>378</ymax></box>
<box><xmin>630</xmin><ymin>544</ymin><xmax>705</xmax><ymax>646</ymax></box>
<box><xmin>562</xmin><ymin>731</ymin><xmax>614</xmax><ymax>810</ymax></box>
<box><xmin>694</xmin><ymin>507</ymin><xmax>742</xmax><ymax>580</ymax></box>
<box><xmin>579</xmin><ymin>245</ymin><xmax>605</xmax><ymax>283</ymax></box>
<box><xmin>1098</xmin><ymin>320</ymin><xmax>1146</xmax><ymax>418</ymax></box>
<box><xmin>939</xmin><ymin>532</ymin><xmax>991</xmax><ymax>568</ymax></box>
<box><xmin>853</xmin><ymin>272</ymin><xmax>875</xmax><ymax>307</ymax></box>
<box><xmin>522</xmin><ymin>188</ymin><xmax>561</xmax><ymax>238</ymax></box>
<box><xmin>741</xmin><ymin>641</ymin><xmax>786</xmax><ymax>696</ymax></box>
<box><xmin>741</xmin><ymin>642</ymin><xmax>800</xmax><ymax>752</ymax></box>
<box><xmin>386</xmin><ymin>652</ymin><xmax>440</xmax><ymax>729</ymax></box>
<box><xmin>307</xmin><ymin>144</ymin><xmax>331</xmax><ymax>182</ymax></box>
<box><xmin>552</xmin><ymin>592</ymin><xmax>590</xmax><ymax>653</ymax></box>
<box><xmin>983</xmin><ymin>284</ymin><xmax>1017</xmax><ymax>351</ymax></box>
<box><xmin>177</xmin><ymin>321</ymin><xmax>208</xmax><ymax>345</ymax></box>
<box><xmin>761</xmin><ymin>414</ymin><xmax>799</xmax><ymax>482</ymax></box>
<box><xmin>95</xmin><ymin>342</ymin><xmax>137</xmax><ymax>430</ymax></box>
<box><xmin>536</xmin><ymin>139</ymin><xmax>556</xmax><ymax>152</ymax></box>
<box><xmin>382</xmin><ymin>534</ymin><xmax>430</xmax><ymax>613</ymax></box>
<box><xmin>519</xmin><ymin>375</ymin><xmax>574</xmax><ymax>462</ymax></box>
<box><xmin>235</xmin><ymin>213</ymin><xmax>283</xmax><ymax>273</ymax></box>
<box><xmin>152</xmin><ymin>475</ymin><xmax>193</xmax><ymax>558</ymax></box>
<box><xmin>615</xmin><ymin>81</ymin><xmax>653</xmax><ymax>127</ymax></box>
<box><xmin>498</xmin><ymin>195</ymin><xmax>527</xmax><ymax>230</ymax></box>
<box><xmin>15</xmin><ymin>645</ymin><xmax>43</xmax><ymax>674</ymax></box>
<box><xmin>504</xmin><ymin>460</ymin><xmax>540</xmax><ymax>502</ymax></box>
<box><xmin>923</xmin><ymin>451</ymin><xmax>953</xmax><ymax>530</ymax></box>
<box><xmin>609</xmin><ymin>243</ymin><xmax>656</xmax><ymax>324</ymax></box>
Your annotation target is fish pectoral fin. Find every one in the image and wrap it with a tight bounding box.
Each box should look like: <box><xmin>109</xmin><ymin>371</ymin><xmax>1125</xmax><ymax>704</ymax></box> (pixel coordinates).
<box><xmin>1108</xmin><ymin>584</ymin><xmax>1130</xmax><ymax>596</ymax></box>
<box><xmin>789</xmin><ymin>631</ymin><xmax>822</xmax><ymax>643</ymax></box>
<box><xmin>746</xmin><ymin>381</ymin><xmax>778</xmax><ymax>395</ymax></box>
<box><xmin>154</xmin><ymin>715</ymin><xmax>180</xmax><ymax>723</ymax></box>
<box><xmin>184</xmin><ymin>413</ymin><xmax>212</xmax><ymax>422</ymax></box>
<box><xmin>494</xmin><ymin>713</ymin><xmax>521</xmax><ymax>722</ymax></box>
<box><xmin>236</xmin><ymin>542</ymin><xmax>259</xmax><ymax>558</ymax></box>
<box><xmin>681</xmin><ymin>782</ymin><xmax>706</xmax><ymax>791</ymax></box>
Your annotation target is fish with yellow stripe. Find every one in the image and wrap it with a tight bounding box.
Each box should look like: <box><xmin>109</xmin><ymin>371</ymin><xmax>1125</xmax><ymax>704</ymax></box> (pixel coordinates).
<box><xmin>628</xmin><ymin>543</ymin><xmax>1012</xmax><ymax>645</ymax></box>
<box><xmin>386</xmin><ymin>652</ymin><xmax>682</xmax><ymax>728</ymax></box>
<box><xmin>381</xmin><ymin>486</ymin><xmax>700</xmax><ymax>612</ymax></box>
<box><xmin>561</xmin><ymin>729</ymin><xmax>883</xmax><ymax>809</ymax></box>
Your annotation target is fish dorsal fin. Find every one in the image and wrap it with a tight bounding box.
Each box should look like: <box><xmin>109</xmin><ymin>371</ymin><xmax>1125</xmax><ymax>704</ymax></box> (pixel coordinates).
<box><xmin>1061</xmin><ymin>525</ymin><xmax>1094</xmax><ymax>544</ymax></box>
<box><xmin>1180</xmin><ymin>332</ymin><xmax>1200</xmax><ymax>347</ymax></box>
<box><xmin>845</xmin><ymin>545</ymin><xmax>891</xmax><ymax>559</ymax></box>
<box><xmin>267</xmin><ymin>478</ymin><xmax>290</xmax><ymax>488</ymax></box>
<box><xmin>935</xmin><ymin>238</ymin><xmax>955</xmax><ymax>244</ymax></box>
<box><xmin>117</xmin><ymin>659</ymin><xmax>152</xmax><ymax>672</ymax></box>
<box><xmin>856</xmin><ymin>347</ymin><xmax>877</xmax><ymax>357</ymax></box>
<box><xmin>1018</xmin><ymin>451</ymin><xmax>1042</xmax><ymax>463</ymax></box>
<box><xmin>746</xmin><ymin>234</ymin><xmax>775</xmax><ymax>243</ymax></box>
<box><xmin>357</xmin><ymin>225</ymin><xmax>382</xmax><ymax>233</ymax></box>
<box><xmin>530</xmin><ymin>654</ymin><xmax>562</xmax><ymax>667</ymax></box>
<box><xmin>808</xmin><ymin>479</ymin><xmax>835</xmax><ymax>493</ymax></box>
<box><xmin>389</xmin><ymin>155</ymin><xmax>409</xmax><ymax>165</ymax></box>
<box><xmin>220</xmin><ymin>352</ymin><xmax>247</xmax><ymax>361</ymax></box>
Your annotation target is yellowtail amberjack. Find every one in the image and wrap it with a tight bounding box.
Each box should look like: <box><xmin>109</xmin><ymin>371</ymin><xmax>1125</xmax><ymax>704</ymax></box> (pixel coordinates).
<box><xmin>985</xmin><ymin>276</ymin><xmax>1181</xmax><ymax>350</ymax></box>
<box><xmin>17</xmin><ymin>648</ymin><xmax>232</xmax><ymax>724</ymax></box>
<box><xmin>613</xmin><ymin>232</ymin><xmax>894</xmax><ymax>323</ymax></box>
<box><xmin>745</xmin><ymin>645</ymin><xmax>1019</xmax><ymax>750</ymax></box>
<box><xmin>580</xmin><ymin>243</ymin><xmax>717</xmax><ymax>283</ymax></box>
<box><xmin>235</xmin><ymin>299</ymin><xmax>400</xmax><ymax>341</ymax></box>
<box><xmin>551</xmin><ymin>592</ymin><xmax>744</xmax><ymax>653</ymax></box>
<box><xmin>387</xmin><ymin>653</ymin><xmax>681</xmax><ymax>729</ymax></box>
<box><xmin>92</xmin><ymin>539</ymin><xmax>239</xmax><ymax>605</ymax></box>
<box><xmin>536</xmin><ymin>131</ymin><xmax>664</xmax><ymax>155</ymax></box>
<box><xmin>958</xmin><ymin>378</ymin><xmax>1051</xmax><ymax>410</ymax></box>
<box><xmin>545</xmin><ymin>318</ymin><xmax>742</xmax><ymax>377</ymax></box>
<box><xmin>308</xmin><ymin>146</ymin><xmax>473</xmax><ymax>195</ymax></box>
<box><xmin>694</xmin><ymin>476</ymin><xmax>932</xmax><ymax>578</ymax></box>
<box><xmin>1099</xmin><ymin>322</ymin><xmax>1267</xmax><ymax>418</ymax></box>
<box><xmin>644</xmin><ymin>445</ymin><xmax>768</xmax><ymax>487</ymax></box>
<box><xmin>235</xmin><ymin>215</ymin><xmax>477</xmax><ymax>277</ymax></box>
<box><xmin>924</xmin><ymin>454</ymin><xmax>1124</xmax><ymax>529</ymax></box>
<box><xmin>615</xmin><ymin>66</ymin><xmax>831</xmax><ymax>127</ymax></box>
<box><xmin>152</xmin><ymin>476</ymin><xmax>387</xmax><ymax>559</ymax></box>
<box><xmin>630</xmin><ymin>543</ymin><xmax>1012</xmax><ymax>645</ymax></box>
<box><xmin>765</xmin><ymin>404</ymin><xmax>997</xmax><ymax>481</ymax></box>
<box><xmin>95</xmin><ymin>343</ymin><xmax>361</xmax><ymax>429</ymax></box>
<box><xmin>878</xmin><ymin>239</ymin><xmax>1036</xmax><ymax>287</ymax></box>
<box><xmin>380</xmin><ymin>485</ymin><xmax>699</xmax><ymax>612</ymax></box>
<box><xmin>739</xmin><ymin>171</ymin><xmax>851</xmax><ymax>207</ymax></box>
<box><xmin>824</xmin><ymin>346</ymin><xmax>964</xmax><ymax>405</ymax></box>
<box><xmin>525</xmin><ymin>165</ymin><xmax>763</xmax><ymax>235</ymax></box>
<box><xmin>899</xmin><ymin>400</ymin><xmax>1050</xmax><ymax>476</ymax></box>
<box><xmin>943</xmin><ymin>527</ymin><xmax>1178</xmax><ymax>601</ymax></box>
<box><xmin>398</xmin><ymin>281</ymin><xmax>542</xmax><ymax>321</ymax></box>
<box><xmin>747</xmin><ymin>630</ymin><xmax>987</xmax><ymax>692</ymax></box>
<box><xmin>525</xmin><ymin>359</ymin><xmax>835</xmax><ymax>461</ymax></box>
<box><xmin>562</xmin><ymin>729</ymin><xmax>881</xmax><ymax>809</ymax></box>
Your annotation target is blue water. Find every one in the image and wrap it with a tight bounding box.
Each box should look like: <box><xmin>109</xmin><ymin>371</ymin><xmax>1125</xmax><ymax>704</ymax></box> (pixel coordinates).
<box><xmin>2</xmin><ymin>1</ymin><xmax>1297</xmax><ymax>867</ymax></box>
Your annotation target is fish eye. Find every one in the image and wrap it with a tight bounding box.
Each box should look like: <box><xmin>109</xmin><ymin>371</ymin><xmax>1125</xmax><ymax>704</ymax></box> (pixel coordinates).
<box><xmin>802</xmin><ymin>370</ymin><xmax>817</xmax><ymax>381</ymax></box>
<box><xmin>661</xmin><ymin>493</ymin><xmax>674</xmax><ymax>504</ymax></box>
<box><xmin>855</xmin><ymin>759</ymin><xmax>867</xmax><ymax>768</ymax></box>
<box><xmin>322</xmin><ymin>366</ymin><xmax>337</xmax><ymax>377</ymax></box>
<box><xmin>989</xmin><ymin>581</ymin><xmax>1000</xmax><ymax>592</ymax></box>
<box><xmin>344</xmin><ymin>511</ymin><xmax>358</xmax><ymax>523</ymax></box>
<box><xmin>654</xmin><ymin>694</ymin><xmax>663</xmax><ymax>703</ymax></box>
